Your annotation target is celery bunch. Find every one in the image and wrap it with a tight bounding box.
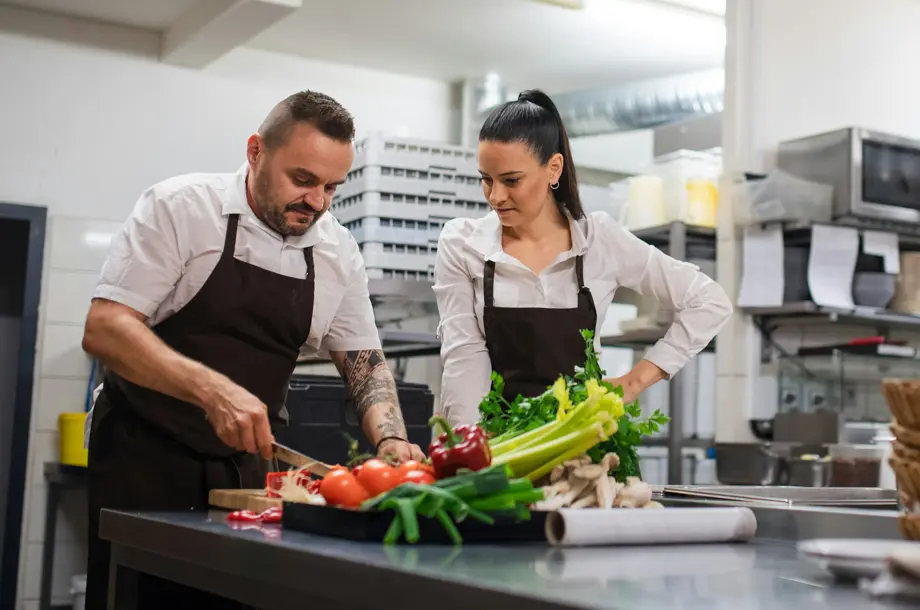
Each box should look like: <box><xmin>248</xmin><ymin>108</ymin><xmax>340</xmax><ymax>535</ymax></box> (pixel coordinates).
<box><xmin>490</xmin><ymin>378</ymin><xmax>625</xmax><ymax>481</ymax></box>
<box><xmin>478</xmin><ymin>329</ymin><xmax>670</xmax><ymax>481</ymax></box>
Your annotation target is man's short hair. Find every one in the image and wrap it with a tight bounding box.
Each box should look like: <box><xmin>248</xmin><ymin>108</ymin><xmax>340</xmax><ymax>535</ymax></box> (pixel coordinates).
<box><xmin>259</xmin><ymin>90</ymin><xmax>355</xmax><ymax>149</ymax></box>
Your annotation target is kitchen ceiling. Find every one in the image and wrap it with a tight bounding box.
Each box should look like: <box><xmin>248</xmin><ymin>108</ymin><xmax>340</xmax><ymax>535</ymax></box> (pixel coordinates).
<box><xmin>0</xmin><ymin>0</ymin><xmax>725</xmax><ymax>93</ymax></box>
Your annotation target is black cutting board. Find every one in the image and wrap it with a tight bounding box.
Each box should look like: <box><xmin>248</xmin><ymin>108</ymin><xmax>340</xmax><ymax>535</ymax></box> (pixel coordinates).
<box><xmin>282</xmin><ymin>501</ymin><xmax>548</xmax><ymax>544</ymax></box>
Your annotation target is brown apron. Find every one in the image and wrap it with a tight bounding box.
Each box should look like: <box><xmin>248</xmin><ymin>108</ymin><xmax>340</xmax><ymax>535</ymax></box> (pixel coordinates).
<box><xmin>86</xmin><ymin>214</ymin><xmax>315</xmax><ymax>610</ymax></box>
<box><xmin>482</xmin><ymin>254</ymin><xmax>597</xmax><ymax>403</ymax></box>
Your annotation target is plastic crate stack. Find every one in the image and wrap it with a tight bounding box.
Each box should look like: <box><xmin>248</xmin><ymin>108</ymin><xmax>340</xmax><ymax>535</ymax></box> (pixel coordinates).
<box><xmin>332</xmin><ymin>133</ymin><xmax>489</xmax><ymax>282</ymax></box>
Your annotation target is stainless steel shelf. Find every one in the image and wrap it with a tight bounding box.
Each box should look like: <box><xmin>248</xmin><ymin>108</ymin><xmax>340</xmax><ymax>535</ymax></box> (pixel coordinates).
<box><xmin>631</xmin><ymin>222</ymin><xmax>716</xmax><ymax>245</ymax></box>
<box><xmin>642</xmin><ymin>437</ymin><xmax>714</xmax><ymax>449</ymax></box>
<box><xmin>600</xmin><ymin>327</ymin><xmax>715</xmax><ymax>352</ymax></box>
<box><xmin>368</xmin><ymin>278</ymin><xmax>437</xmax><ymax>323</ymax></box>
<box><xmin>744</xmin><ymin>301</ymin><xmax>920</xmax><ymax>329</ymax></box>
<box><xmin>297</xmin><ymin>329</ymin><xmax>440</xmax><ymax>364</ymax></box>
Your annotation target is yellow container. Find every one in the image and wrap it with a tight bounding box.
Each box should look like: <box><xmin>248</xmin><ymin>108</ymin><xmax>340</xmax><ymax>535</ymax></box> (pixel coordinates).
<box><xmin>59</xmin><ymin>413</ymin><xmax>88</xmax><ymax>467</ymax></box>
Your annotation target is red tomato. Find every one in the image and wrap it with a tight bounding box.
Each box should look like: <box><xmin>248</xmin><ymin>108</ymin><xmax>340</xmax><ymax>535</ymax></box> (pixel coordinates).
<box><xmin>400</xmin><ymin>469</ymin><xmax>435</xmax><ymax>485</ymax></box>
<box><xmin>397</xmin><ymin>460</ymin><xmax>434</xmax><ymax>477</ymax></box>
<box><xmin>355</xmin><ymin>458</ymin><xmax>400</xmax><ymax>497</ymax></box>
<box><xmin>319</xmin><ymin>469</ymin><xmax>369</xmax><ymax>508</ymax></box>
<box><xmin>351</xmin><ymin>464</ymin><xmax>364</xmax><ymax>478</ymax></box>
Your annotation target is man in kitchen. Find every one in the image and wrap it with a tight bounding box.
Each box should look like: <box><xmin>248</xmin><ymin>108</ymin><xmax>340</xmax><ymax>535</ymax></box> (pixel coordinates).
<box><xmin>81</xmin><ymin>90</ymin><xmax>425</xmax><ymax>609</ymax></box>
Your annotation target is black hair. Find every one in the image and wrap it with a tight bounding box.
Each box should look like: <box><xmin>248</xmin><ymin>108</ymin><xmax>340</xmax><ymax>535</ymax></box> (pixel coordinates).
<box><xmin>259</xmin><ymin>90</ymin><xmax>356</xmax><ymax>149</ymax></box>
<box><xmin>478</xmin><ymin>89</ymin><xmax>583</xmax><ymax>220</ymax></box>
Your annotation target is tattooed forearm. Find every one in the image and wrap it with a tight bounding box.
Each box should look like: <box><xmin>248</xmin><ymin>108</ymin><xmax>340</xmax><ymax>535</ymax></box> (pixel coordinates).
<box><xmin>332</xmin><ymin>349</ymin><xmax>400</xmax><ymax>423</ymax></box>
<box><xmin>376</xmin><ymin>405</ymin><xmax>407</xmax><ymax>440</ymax></box>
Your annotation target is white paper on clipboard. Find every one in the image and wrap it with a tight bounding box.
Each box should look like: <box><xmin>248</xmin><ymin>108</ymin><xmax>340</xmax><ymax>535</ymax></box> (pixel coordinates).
<box><xmin>807</xmin><ymin>225</ymin><xmax>859</xmax><ymax>309</ymax></box>
<box><xmin>737</xmin><ymin>225</ymin><xmax>784</xmax><ymax>307</ymax></box>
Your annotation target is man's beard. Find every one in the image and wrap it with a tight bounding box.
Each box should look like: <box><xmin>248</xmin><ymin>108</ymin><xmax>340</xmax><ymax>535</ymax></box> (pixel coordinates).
<box><xmin>261</xmin><ymin>201</ymin><xmax>321</xmax><ymax>237</ymax></box>
<box><xmin>251</xmin><ymin>173</ymin><xmax>320</xmax><ymax>237</ymax></box>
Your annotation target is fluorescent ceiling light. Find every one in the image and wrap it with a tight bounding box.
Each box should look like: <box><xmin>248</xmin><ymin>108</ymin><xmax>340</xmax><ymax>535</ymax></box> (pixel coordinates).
<box><xmin>643</xmin><ymin>0</ymin><xmax>726</xmax><ymax>16</ymax></box>
<box><xmin>528</xmin><ymin>0</ymin><xmax>586</xmax><ymax>9</ymax></box>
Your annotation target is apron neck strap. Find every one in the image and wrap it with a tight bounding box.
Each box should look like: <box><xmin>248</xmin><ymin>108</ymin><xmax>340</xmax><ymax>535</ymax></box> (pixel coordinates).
<box><xmin>574</xmin><ymin>254</ymin><xmax>586</xmax><ymax>289</ymax></box>
<box><xmin>484</xmin><ymin>260</ymin><xmax>497</xmax><ymax>307</ymax></box>
<box><xmin>302</xmin><ymin>246</ymin><xmax>315</xmax><ymax>279</ymax></box>
<box><xmin>222</xmin><ymin>214</ymin><xmax>240</xmax><ymax>260</ymax></box>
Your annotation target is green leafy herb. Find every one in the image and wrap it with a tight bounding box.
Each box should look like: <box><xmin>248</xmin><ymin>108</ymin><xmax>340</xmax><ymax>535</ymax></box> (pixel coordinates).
<box><xmin>477</xmin><ymin>329</ymin><xmax>670</xmax><ymax>481</ymax></box>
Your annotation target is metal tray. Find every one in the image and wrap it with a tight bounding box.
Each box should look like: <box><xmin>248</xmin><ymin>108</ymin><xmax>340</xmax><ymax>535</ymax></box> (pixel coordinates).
<box><xmin>656</xmin><ymin>485</ymin><xmax>898</xmax><ymax>508</ymax></box>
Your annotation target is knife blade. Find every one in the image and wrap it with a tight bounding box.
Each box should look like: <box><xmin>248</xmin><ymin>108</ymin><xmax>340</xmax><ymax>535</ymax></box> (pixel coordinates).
<box><xmin>271</xmin><ymin>442</ymin><xmax>332</xmax><ymax>476</ymax></box>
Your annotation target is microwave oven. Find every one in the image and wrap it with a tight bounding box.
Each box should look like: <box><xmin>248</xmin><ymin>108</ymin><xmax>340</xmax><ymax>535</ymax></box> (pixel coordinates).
<box><xmin>776</xmin><ymin>127</ymin><xmax>920</xmax><ymax>225</ymax></box>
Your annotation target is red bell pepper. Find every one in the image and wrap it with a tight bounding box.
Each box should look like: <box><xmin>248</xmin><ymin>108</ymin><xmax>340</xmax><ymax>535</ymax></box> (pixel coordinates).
<box><xmin>226</xmin><ymin>506</ymin><xmax>282</xmax><ymax>523</ymax></box>
<box><xmin>427</xmin><ymin>416</ymin><xmax>491</xmax><ymax>479</ymax></box>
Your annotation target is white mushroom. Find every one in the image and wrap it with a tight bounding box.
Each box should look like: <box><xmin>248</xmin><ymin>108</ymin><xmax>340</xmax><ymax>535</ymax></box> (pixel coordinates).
<box><xmin>643</xmin><ymin>501</ymin><xmax>664</xmax><ymax>509</ymax></box>
<box><xmin>572</xmin><ymin>464</ymin><xmax>605</xmax><ymax>480</ymax></box>
<box><xmin>597</xmin><ymin>475</ymin><xmax>616</xmax><ymax>509</ymax></box>
<box><xmin>564</xmin><ymin>456</ymin><xmax>592</xmax><ymax>468</ymax></box>
<box><xmin>549</xmin><ymin>464</ymin><xmax>566</xmax><ymax>483</ymax></box>
<box><xmin>614</xmin><ymin>477</ymin><xmax>653</xmax><ymax>508</ymax></box>
<box><xmin>600</xmin><ymin>453</ymin><xmax>620</xmax><ymax>474</ymax></box>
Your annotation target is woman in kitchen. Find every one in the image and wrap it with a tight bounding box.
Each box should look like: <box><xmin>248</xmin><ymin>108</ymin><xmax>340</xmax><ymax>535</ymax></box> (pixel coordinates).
<box><xmin>433</xmin><ymin>89</ymin><xmax>733</xmax><ymax>426</ymax></box>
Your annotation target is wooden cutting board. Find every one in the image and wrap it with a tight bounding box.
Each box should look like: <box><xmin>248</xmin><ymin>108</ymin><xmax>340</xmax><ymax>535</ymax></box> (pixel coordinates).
<box><xmin>209</xmin><ymin>489</ymin><xmax>281</xmax><ymax>512</ymax></box>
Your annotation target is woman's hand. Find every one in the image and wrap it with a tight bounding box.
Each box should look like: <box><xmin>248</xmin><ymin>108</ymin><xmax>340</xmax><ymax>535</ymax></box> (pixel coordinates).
<box><xmin>605</xmin><ymin>360</ymin><xmax>668</xmax><ymax>404</ymax></box>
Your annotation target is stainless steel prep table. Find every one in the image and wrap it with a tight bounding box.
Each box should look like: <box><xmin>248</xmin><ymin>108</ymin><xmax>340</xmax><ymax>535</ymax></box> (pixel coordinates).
<box><xmin>99</xmin><ymin>508</ymin><xmax>915</xmax><ymax>610</ymax></box>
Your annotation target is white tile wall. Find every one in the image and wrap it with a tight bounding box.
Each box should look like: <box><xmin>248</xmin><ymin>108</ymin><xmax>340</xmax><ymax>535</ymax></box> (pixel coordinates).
<box><xmin>17</xmin><ymin>215</ymin><xmax>120</xmax><ymax>608</ymax></box>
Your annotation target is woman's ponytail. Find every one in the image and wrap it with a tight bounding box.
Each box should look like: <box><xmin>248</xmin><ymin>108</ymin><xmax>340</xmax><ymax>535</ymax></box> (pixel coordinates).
<box><xmin>479</xmin><ymin>89</ymin><xmax>584</xmax><ymax>219</ymax></box>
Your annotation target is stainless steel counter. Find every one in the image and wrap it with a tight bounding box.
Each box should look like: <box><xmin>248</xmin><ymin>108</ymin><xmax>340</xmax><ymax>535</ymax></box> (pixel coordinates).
<box><xmin>100</xmin><ymin>508</ymin><xmax>915</xmax><ymax>610</ymax></box>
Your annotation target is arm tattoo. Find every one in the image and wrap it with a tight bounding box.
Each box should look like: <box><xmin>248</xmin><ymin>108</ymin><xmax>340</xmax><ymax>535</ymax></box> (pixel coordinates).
<box><xmin>377</xmin><ymin>405</ymin><xmax>407</xmax><ymax>440</ymax></box>
<box><xmin>337</xmin><ymin>350</ymin><xmax>402</xmax><ymax>430</ymax></box>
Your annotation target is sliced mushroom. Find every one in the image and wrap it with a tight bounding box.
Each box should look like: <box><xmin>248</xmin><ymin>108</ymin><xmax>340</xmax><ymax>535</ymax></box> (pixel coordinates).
<box><xmin>597</xmin><ymin>475</ymin><xmax>616</xmax><ymax>509</ymax></box>
<box><xmin>541</xmin><ymin>480</ymin><xmax>571</xmax><ymax>500</ymax></box>
<box><xmin>572</xmin><ymin>464</ymin><xmax>605</xmax><ymax>480</ymax></box>
<box><xmin>615</xmin><ymin>478</ymin><xmax>653</xmax><ymax>508</ymax></box>
<box><xmin>600</xmin><ymin>453</ymin><xmax>620</xmax><ymax>473</ymax></box>
<box><xmin>549</xmin><ymin>464</ymin><xmax>566</xmax><ymax>483</ymax></box>
<box><xmin>643</xmin><ymin>501</ymin><xmax>664</xmax><ymax>509</ymax></box>
<box><xmin>571</xmin><ymin>491</ymin><xmax>599</xmax><ymax>508</ymax></box>
<box><xmin>564</xmin><ymin>456</ymin><xmax>592</xmax><ymax>468</ymax></box>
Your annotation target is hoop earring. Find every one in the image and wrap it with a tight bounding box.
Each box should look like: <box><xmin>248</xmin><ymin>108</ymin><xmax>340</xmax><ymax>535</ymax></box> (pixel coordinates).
<box><xmin>550</xmin><ymin>181</ymin><xmax>560</xmax><ymax>190</ymax></box>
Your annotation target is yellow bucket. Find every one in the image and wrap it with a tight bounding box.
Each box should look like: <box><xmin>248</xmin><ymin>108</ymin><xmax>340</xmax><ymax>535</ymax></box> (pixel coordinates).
<box><xmin>58</xmin><ymin>413</ymin><xmax>88</xmax><ymax>467</ymax></box>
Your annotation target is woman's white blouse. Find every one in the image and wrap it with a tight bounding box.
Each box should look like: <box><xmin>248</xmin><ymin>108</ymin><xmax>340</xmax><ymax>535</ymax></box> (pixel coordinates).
<box><xmin>433</xmin><ymin>210</ymin><xmax>733</xmax><ymax>426</ymax></box>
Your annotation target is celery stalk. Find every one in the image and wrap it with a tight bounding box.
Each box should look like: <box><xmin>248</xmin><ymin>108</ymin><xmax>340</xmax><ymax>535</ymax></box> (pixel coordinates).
<box><xmin>493</xmin><ymin>420</ymin><xmax>610</xmax><ymax>478</ymax></box>
<box><xmin>523</xmin><ymin>430</ymin><xmax>611</xmax><ymax>481</ymax></box>
<box><xmin>493</xmin><ymin>392</ymin><xmax>605</xmax><ymax>457</ymax></box>
<box><xmin>490</xmin><ymin>417</ymin><xmax>565</xmax><ymax>457</ymax></box>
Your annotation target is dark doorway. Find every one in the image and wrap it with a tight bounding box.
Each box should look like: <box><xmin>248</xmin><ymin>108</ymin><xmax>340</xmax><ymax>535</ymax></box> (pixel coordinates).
<box><xmin>0</xmin><ymin>203</ymin><xmax>47</xmax><ymax>609</ymax></box>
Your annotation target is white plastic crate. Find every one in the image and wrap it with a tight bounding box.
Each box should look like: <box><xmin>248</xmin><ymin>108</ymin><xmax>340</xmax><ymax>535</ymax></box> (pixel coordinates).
<box><xmin>331</xmin><ymin>191</ymin><xmax>489</xmax><ymax>225</ymax></box>
<box><xmin>360</xmin><ymin>241</ymin><xmax>436</xmax><ymax>273</ymax></box>
<box><xmin>353</xmin><ymin>133</ymin><xmax>479</xmax><ymax>176</ymax></box>
<box><xmin>336</xmin><ymin>165</ymin><xmax>484</xmax><ymax>203</ymax></box>
<box><xmin>341</xmin><ymin>216</ymin><xmax>444</xmax><ymax>246</ymax></box>
<box><xmin>366</xmin><ymin>266</ymin><xmax>434</xmax><ymax>282</ymax></box>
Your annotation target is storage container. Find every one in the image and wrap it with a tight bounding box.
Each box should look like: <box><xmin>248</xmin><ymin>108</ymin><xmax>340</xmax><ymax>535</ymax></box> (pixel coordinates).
<box><xmin>353</xmin><ymin>132</ymin><xmax>479</xmax><ymax>176</ymax></box>
<box><xmin>331</xmin><ymin>191</ymin><xmax>488</xmax><ymax>225</ymax></box>
<box><xmin>59</xmin><ymin>413</ymin><xmax>88</xmax><ymax>467</ymax></box>
<box><xmin>645</xmin><ymin>149</ymin><xmax>722</xmax><ymax>227</ymax></box>
<box><xmin>337</xmin><ymin>165</ymin><xmax>484</xmax><ymax>203</ymax></box>
<box><xmin>341</xmin><ymin>215</ymin><xmax>445</xmax><ymax>246</ymax></box>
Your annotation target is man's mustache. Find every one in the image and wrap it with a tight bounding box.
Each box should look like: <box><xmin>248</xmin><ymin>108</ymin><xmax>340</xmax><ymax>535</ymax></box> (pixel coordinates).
<box><xmin>285</xmin><ymin>203</ymin><xmax>315</xmax><ymax>214</ymax></box>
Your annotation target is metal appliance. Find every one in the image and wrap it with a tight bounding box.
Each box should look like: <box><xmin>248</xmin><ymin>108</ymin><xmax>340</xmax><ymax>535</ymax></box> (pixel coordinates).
<box><xmin>777</xmin><ymin>127</ymin><xmax>920</xmax><ymax>226</ymax></box>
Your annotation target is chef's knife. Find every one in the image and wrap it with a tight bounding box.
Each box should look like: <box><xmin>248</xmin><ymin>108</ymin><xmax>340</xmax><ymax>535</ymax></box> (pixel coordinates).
<box><xmin>271</xmin><ymin>442</ymin><xmax>332</xmax><ymax>476</ymax></box>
